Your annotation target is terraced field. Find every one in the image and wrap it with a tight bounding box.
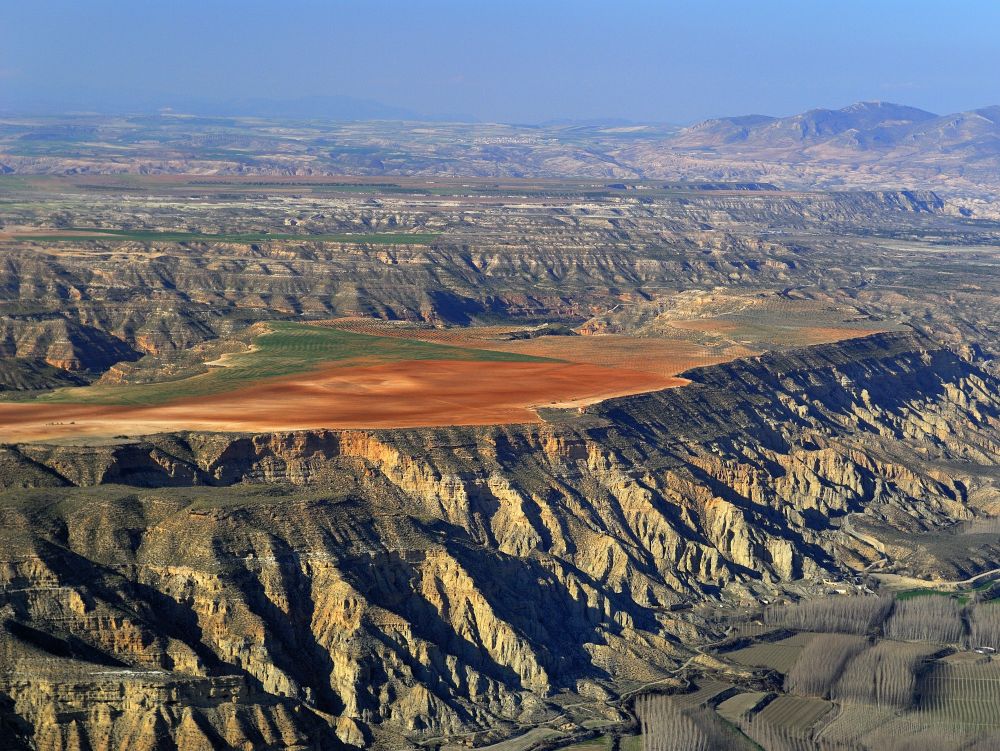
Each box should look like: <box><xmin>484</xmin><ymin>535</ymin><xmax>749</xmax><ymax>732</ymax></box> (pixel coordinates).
<box><xmin>644</xmin><ymin>597</ymin><xmax>1000</xmax><ymax>750</ymax></box>
<box><xmin>670</xmin><ymin>680</ymin><xmax>736</xmax><ymax>708</ymax></box>
<box><xmin>716</xmin><ymin>692</ymin><xmax>769</xmax><ymax>723</ymax></box>
<box><xmin>918</xmin><ymin>659</ymin><xmax>1000</xmax><ymax>728</ymax></box>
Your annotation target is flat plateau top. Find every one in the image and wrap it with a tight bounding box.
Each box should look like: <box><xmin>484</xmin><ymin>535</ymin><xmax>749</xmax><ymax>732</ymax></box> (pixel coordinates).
<box><xmin>0</xmin><ymin>317</ymin><xmax>884</xmax><ymax>443</ymax></box>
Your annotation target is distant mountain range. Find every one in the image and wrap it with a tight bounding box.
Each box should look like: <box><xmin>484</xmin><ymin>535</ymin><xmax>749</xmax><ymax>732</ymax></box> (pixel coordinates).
<box><xmin>1</xmin><ymin>100</ymin><xmax>997</xmax><ymax>209</ymax></box>
<box><xmin>668</xmin><ymin>101</ymin><xmax>1000</xmax><ymax>158</ymax></box>
<box><xmin>608</xmin><ymin>101</ymin><xmax>1000</xmax><ymax>209</ymax></box>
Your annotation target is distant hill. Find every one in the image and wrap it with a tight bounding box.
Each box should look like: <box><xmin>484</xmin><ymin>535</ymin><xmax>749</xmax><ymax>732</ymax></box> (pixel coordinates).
<box><xmin>669</xmin><ymin>101</ymin><xmax>1000</xmax><ymax>156</ymax></box>
<box><xmin>606</xmin><ymin>102</ymin><xmax>1000</xmax><ymax>210</ymax></box>
<box><xmin>2</xmin><ymin>102</ymin><xmax>998</xmax><ymax>210</ymax></box>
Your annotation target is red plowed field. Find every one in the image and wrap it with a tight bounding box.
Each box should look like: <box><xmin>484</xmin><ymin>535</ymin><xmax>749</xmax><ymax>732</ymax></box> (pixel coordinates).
<box><xmin>0</xmin><ymin>360</ymin><xmax>685</xmax><ymax>443</ymax></box>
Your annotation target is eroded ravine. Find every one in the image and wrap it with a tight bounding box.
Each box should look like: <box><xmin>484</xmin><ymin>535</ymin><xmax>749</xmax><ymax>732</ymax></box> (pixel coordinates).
<box><xmin>0</xmin><ymin>332</ymin><xmax>998</xmax><ymax>749</ymax></box>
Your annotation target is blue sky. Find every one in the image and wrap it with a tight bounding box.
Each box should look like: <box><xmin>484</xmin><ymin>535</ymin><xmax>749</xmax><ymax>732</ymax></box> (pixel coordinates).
<box><xmin>3</xmin><ymin>0</ymin><xmax>998</xmax><ymax>122</ymax></box>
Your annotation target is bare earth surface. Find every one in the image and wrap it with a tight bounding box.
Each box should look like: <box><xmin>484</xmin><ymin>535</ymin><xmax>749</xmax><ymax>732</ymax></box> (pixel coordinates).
<box><xmin>0</xmin><ymin>317</ymin><xmax>890</xmax><ymax>443</ymax></box>
<box><xmin>0</xmin><ymin>226</ymin><xmax>115</xmax><ymax>239</ymax></box>
<box><xmin>325</xmin><ymin>319</ymin><xmax>757</xmax><ymax>372</ymax></box>
<box><xmin>0</xmin><ymin>359</ymin><xmax>686</xmax><ymax>442</ymax></box>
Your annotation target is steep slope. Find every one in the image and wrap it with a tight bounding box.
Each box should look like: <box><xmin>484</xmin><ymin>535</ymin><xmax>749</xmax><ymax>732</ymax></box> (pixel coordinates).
<box><xmin>0</xmin><ymin>316</ymin><xmax>139</xmax><ymax>373</ymax></box>
<box><xmin>0</xmin><ymin>184</ymin><xmax>965</xmax><ymax>389</ymax></box>
<box><xmin>0</xmin><ymin>358</ymin><xmax>86</xmax><ymax>392</ymax></box>
<box><xmin>0</xmin><ymin>333</ymin><xmax>997</xmax><ymax>748</ymax></box>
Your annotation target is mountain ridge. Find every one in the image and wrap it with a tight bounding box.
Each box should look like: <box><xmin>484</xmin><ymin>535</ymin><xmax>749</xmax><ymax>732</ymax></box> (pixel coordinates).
<box><xmin>669</xmin><ymin>100</ymin><xmax>1000</xmax><ymax>152</ymax></box>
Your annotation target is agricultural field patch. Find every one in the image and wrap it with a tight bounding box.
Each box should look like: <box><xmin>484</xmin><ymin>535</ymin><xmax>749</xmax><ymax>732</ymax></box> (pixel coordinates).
<box><xmin>677</xmin><ymin>599</ymin><xmax>1000</xmax><ymax>751</ymax></box>
<box><xmin>0</xmin><ymin>321</ymin><xmax>691</xmax><ymax>442</ymax></box>
<box><xmin>554</xmin><ymin>736</ymin><xmax>612</xmax><ymax>751</ymax></box>
<box><xmin>814</xmin><ymin>704</ymin><xmax>897</xmax><ymax>745</ymax></box>
<box><xmin>716</xmin><ymin>691</ymin><xmax>769</xmax><ymax>722</ymax></box>
<box><xmin>328</xmin><ymin>318</ymin><xmax>756</xmax><ymax>377</ymax></box>
<box><xmin>580</xmin><ymin>288</ymin><xmax>895</xmax><ymax>353</ymax></box>
<box><xmin>30</xmin><ymin>322</ymin><xmax>550</xmax><ymax>406</ymax></box>
<box><xmin>670</xmin><ymin>680</ymin><xmax>736</xmax><ymax>708</ymax></box>
<box><xmin>442</xmin><ymin>727</ymin><xmax>564</xmax><ymax>751</ymax></box>
<box><xmin>754</xmin><ymin>694</ymin><xmax>833</xmax><ymax>732</ymax></box>
<box><xmin>783</xmin><ymin>633</ymin><xmax>870</xmax><ymax>698</ymax></box>
<box><xmin>918</xmin><ymin>658</ymin><xmax>1000</xmax><ymax>728</ymax></box>
<box><xmin>725</xmin><ymin>634</ymin><xmax>815</xmax><ymax>673</ymax></box>
<box><xmin>662</xmin><ymin>295</ymin><xmax>892</xmax><ymax>349</ymax></box>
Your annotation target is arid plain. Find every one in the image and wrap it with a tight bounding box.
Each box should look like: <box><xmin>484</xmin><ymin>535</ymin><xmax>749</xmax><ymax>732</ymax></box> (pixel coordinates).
<box><xmin>0</xmin><ymin>314</ymin><xmax>882</xmax><ymax>442</ymax></box>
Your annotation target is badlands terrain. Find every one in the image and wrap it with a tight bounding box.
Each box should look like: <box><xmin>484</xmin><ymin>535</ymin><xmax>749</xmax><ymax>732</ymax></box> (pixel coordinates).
<box><xmin>0</xmin><ymin>107</ymin><xmax>999</xmax><ymax>749</ymax></box>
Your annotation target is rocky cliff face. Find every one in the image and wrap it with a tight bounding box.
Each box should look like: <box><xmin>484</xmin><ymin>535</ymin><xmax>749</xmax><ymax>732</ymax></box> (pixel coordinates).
<box><xmin>0</xmin><ymin>333</ymin><xmax>997</xmax><ymax>748</ymax></box>
<box><xmin>1</xmin><ymin>184</ymin><xmax>976</xmax><ymax>392</ymax></box>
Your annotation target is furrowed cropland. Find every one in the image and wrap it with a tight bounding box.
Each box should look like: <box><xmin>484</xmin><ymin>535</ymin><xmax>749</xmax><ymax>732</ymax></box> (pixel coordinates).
<box><xmin>0</xmin><ymin>115</ymin><xmax>999</xmax><ymax>750</ymax></box>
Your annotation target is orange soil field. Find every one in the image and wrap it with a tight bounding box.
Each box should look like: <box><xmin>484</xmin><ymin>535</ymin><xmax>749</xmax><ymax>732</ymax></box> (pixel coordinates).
<box><xmin>324</xmin><ymin>319</ymin><xmax>757</xmax><ymax>373</ymax></box>
<box><xmin>666</xmin><ymin>318</ymin><xmax>883</xmax><ymax>346</ymax></box>
<box><xmin>0</xmin><ymin>318</ymin><xmax>884</xmax><ymax>443</ymax></box>
<box><xmin>0</xmin><ymin>360</ymin><xmax>686</xmax><ymax>444</ymax></box>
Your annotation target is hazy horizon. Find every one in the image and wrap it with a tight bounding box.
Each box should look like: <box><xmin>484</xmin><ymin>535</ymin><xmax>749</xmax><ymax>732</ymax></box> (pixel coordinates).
<box><xmin>3</xmin><ymin>0</ymin><xmax>999</xmax><ymax>124</ymax></box>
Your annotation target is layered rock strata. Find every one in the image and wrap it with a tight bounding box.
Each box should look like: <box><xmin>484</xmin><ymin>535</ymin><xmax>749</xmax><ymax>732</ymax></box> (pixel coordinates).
<box><xmin>0</xmin><ymin>333</ymin><xmax>997</xmax><ymax>748</ymax></box>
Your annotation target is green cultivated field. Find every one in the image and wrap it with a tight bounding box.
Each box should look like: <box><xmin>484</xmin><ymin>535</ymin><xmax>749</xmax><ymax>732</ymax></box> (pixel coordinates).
<box><xmin>895</xmin><ymin>588</ymin><xmax>958</xmax><ymax>601</ymax></box>
<box><xmin>31</xmin><ymin>321</ymin><xmax>553</xmax><ymax>407</ymax></box>
<box><xmin>556</xmin><ymin>736</ymin><xmax>612</xmax><ymax>751</ymax></box>
<box><xmin>10</xmin><ymin>228</ymin><xmax>439</xmax><ymax>245</ymax></box>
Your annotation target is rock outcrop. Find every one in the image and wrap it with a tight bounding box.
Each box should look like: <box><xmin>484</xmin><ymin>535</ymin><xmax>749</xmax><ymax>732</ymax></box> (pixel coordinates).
<box><xmin>6</xmin><ymin>181</ymin><xmax>992</xmax><ymax>392</ymax></box>
<box><xmin>0</xmin><ymin>333</ymin><xmax>998</xmax><ymax>747</ymax></box>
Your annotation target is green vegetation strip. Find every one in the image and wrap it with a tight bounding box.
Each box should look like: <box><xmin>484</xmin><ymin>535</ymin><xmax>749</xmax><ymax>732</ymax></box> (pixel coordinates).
<box><xmin>32</xmin><ymin>322</ymin><xmax>555</xmax><ymax>406</ymax></box>
<box><xmin>896</xmin><ymin>576</ymin><xmax>999</xmax><ymax>603</ymax></box>
<box><xmin>9</xmin><ymin>228</ymin><xmax>439</xmax><ymax>245</ymax></box>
